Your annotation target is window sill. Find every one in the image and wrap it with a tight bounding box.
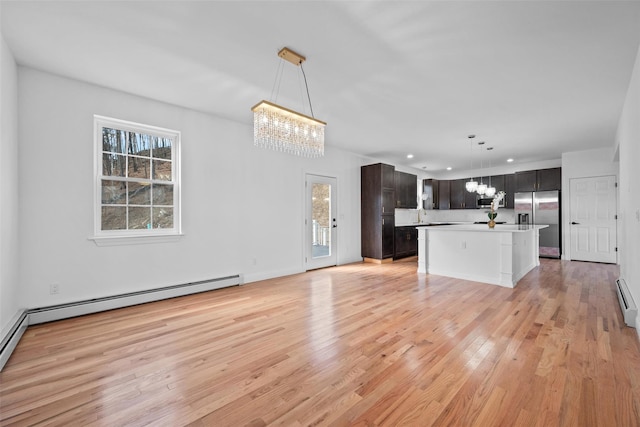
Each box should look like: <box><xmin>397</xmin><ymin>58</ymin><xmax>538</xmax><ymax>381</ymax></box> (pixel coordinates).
<box><xmin>89</xmin><ymin>233</ymin><xmax>184</xmax><ymax>247</ymax></box>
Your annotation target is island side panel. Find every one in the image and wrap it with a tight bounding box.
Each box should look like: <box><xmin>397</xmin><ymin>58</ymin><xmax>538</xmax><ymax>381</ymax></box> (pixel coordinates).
<box><xmin>426</xmin><ymin>229</ymin><xmax>504</xmax><ymax>286</ymax></box>
<box><xmin>499</xmin><ymin>232</ymin><xmax>516</xmax><ymax>287</ymax></box>
<box><xmin>417</xmin><ymin>228</ymin><xmax>427</xmax><ymax>273</ymax></box>
<box><xmin>513</xmin><ymin>228</ymin><xmax>538</xmax><ymax>282</ymax></box>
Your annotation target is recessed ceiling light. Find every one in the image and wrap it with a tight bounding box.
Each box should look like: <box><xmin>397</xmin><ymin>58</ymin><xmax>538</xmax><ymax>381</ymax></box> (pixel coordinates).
<box><xmin>446</xmin><ymin>167</ymin><xmax>452</xmax><ymax>171</ymax></box>
<box><xmin>507</xmin><ymin>158</ymin><xmax>514</xmax><ymax>162</ymax></box>
<box><xmin>407</xmin><ymin>154</ymin><xmax>414</xmax><ymax>159</ymax></box>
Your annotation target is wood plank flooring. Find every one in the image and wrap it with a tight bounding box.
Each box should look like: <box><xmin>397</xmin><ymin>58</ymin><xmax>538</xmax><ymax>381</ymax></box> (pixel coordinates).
<box><xmin>1</xmin><ymin>259</ymin><xmax>639</xmax><ymax>426</ymax></box>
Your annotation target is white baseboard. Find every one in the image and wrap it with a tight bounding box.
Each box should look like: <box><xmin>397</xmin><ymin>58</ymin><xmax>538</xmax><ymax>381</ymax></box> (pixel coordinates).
<box><xmin>0</xmin><ymin>310</ymin><xmax>29</xmax><ymax>371</ymax></box>
<box><xmin>0</xmin><ymin>275</ymin><xmax>240</xmax><ymax>371</ymax></box>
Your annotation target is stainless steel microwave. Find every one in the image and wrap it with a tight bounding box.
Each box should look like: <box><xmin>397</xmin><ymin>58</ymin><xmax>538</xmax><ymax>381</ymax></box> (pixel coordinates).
<box><xmin>477</xmin><ymin>196</ymin><xmax>504</xmax><ymax>209</ymax></box>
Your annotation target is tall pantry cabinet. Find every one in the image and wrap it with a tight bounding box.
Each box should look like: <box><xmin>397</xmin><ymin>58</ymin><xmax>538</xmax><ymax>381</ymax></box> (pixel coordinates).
<box><xmin>361</xmin><ymin>163</ymin><xmax>395</xmax><ymax>262</ymax></box>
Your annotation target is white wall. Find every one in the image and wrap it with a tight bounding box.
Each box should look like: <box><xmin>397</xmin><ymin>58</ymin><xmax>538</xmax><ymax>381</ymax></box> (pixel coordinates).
<box><xmin>561</xmin><ymin>147</ymin><xmax>619</xmax><ymax>260</ymax></box>
<box><xmin>616</xmin><ymin>43</ymin><xmax>640</xmax><ymax>330</ymax></box>
<box><xmin>17</xmin><ymin>68</ymin><xmax>364</xmax><ymax>309</ymax></box>
<box><xmin>0</xmin><ymin>18</ymin><xmax>22</xmax><ymax>338</ymax></box>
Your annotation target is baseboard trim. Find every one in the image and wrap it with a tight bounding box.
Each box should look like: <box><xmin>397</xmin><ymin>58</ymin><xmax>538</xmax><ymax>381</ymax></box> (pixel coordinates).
<box><xmin>0</xmin><ymin>275</ymin><xmax>240</xmax><ymax>371</ymax></box>
<box><xmin>0</xmin><ymin>310</ymin><xmax>29</xmax><ymax>371</ymax></box>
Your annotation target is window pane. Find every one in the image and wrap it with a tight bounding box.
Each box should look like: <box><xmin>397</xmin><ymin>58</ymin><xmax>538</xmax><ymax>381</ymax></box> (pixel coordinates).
<box><xmin>128</xmin><ymin>182</ymin><xmax>151</xmax><ymax>205</ymax></box>
<box><xmin>102</xmin><ymin>153</ymin><xmax>126</xmax><ymax>177</ymax></box>
<box><xmin>153</xmin><ymin>159</ymin><xmax>172</xmax><ymax>181</ymax></box>
<box><xmin>128</xmin><ymin>207</ymin><xmax>151</xmax><ymax>229</ymax></box>
<box><xmin>101</xmin><ymin>206</ymin><xmax>126</xmax><ymax>230</ymax></box>
<box><xmin>102</xmin><ymin>128</ymin><xmax>126</xmax><ymax>154</ymax></box>
<box><xmin>128</xmin><ymin>132</ymin><xmax>153</xmax><ymax>157</ymax></box>
<box><xmin>153</xmin><ymin>137</ymin><xmax>172</xmax><ymax>160</ymax></box>
<box><xmin>153</xmin><ymin>183</ymin><xmax>173</xmax><ymax>205</ymax></box>
<box><xmin>153</xmin><ymin>207</ymin><xmax>173</xmax><ymax>229</ymax></box>
<box><xmin>128</xmin><ymin>157</ymin><xmax>150</xmax><ymax>179</ymax></box>
<box><xmin>101</xmin><ymin>180</ymin><xmax>126</xmax><ymax>204</ymax></box>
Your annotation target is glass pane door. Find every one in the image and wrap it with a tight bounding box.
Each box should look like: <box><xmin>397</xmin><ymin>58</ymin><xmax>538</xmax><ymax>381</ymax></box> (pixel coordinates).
<box><xmin>306</xmin><ymin>174</ymin><xmax>337</xmax><ymax>270</ymax></box>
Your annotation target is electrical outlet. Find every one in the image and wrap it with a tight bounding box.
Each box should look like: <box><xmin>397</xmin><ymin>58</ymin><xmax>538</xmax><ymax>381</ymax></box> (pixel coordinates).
<box><xmin>461</xmin><ymin>241</ymin><xmax>467</xmax><ymax>250</ymax></box>
<box><xmin>50</xmin><ymin>283</ymin><xmax>59</xmax><ymax>295</ymax></box>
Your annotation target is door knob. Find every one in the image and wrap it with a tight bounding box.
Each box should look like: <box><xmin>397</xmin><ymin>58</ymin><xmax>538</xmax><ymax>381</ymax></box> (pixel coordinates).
<box><xmin>571</xmin><ymin>221</ymin><xmax>580</xmax><ymax>225</ymax></box>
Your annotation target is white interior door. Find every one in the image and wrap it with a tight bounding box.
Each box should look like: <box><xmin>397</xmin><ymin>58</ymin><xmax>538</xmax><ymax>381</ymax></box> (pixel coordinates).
<box><xmin>570</xmin><ymin>176</ymin><xmax>617</xmax><ymax>263</ymax></box>
<box><xmin>305</xmin><ymin>174</ymin><xmax>337</xmax><ymax>270</ymax></box>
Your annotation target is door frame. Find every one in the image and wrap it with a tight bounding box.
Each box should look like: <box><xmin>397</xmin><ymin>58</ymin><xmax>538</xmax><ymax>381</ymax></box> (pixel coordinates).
<box><xmin>304</xmin><ymin>173</ymin><xmax>338</xmax><ymax>270</ymax></box>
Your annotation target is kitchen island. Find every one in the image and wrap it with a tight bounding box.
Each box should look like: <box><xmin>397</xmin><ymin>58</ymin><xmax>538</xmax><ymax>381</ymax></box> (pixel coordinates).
<box><xmin>417</xmin><ymin>224</ymin><xmax>549</xmax><ymax>288</ymax></box>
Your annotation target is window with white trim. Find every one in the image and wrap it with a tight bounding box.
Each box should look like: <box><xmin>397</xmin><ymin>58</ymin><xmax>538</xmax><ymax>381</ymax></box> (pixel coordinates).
<box><xmin>94</xmin><ymin>115</ymin><xmax>181</xmax><ymax>242</ymax></box>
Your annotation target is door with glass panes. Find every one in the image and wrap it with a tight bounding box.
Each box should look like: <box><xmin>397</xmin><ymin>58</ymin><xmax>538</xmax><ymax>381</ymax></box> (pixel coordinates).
<box><xmin>305</xmin><ymin>174</ymin><xmax>337</xmax><ymax>270</ymax></box>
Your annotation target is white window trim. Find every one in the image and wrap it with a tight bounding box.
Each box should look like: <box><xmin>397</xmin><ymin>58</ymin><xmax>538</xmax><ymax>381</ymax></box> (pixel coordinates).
<box><xmin>90</xmin><ymin>115</ymin><xmax>182</xmax><ymax>245</ymax></box>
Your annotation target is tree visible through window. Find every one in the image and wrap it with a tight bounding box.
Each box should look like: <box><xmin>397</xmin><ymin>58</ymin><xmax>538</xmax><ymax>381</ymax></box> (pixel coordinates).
<box><xmin>94</xmin><ymin>116</ymin><xmax>181</xmax><ymax>238</ymax></box>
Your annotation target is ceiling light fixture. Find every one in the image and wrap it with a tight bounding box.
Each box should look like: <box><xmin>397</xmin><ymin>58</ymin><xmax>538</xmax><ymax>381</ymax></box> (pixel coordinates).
<box><xmin>484</xmin><ymin>147</ymin><xmax>496</xmax><ymax>197</ymax></box>
<box><xmin>476</xmin><ymin>141</ymin><xmax>487</xmax><ymax>195</ymax></box>
<box><xmin>407</xmin><ymin>154</ymin><xmax>414</xmax><ymax>159</ymax></box>
<box><xmin>251</xmin><ymin>47</ymin><xmax>326</xmax><ymax>158</ymax></box>
<box><xmin>507</xmin><ymin>158</ymin><xmax>514</xmax><ymax>163</ymax></box>
<box><xmin>465</xmin><ymin>135</ymin><xmax>478</xmax><ymax>193</ymax></box>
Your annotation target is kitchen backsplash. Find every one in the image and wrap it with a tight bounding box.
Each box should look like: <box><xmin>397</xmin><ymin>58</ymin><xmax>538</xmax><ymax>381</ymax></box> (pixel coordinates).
<box><xmin>395</xmin><ymin>208</ymin><xmax>516</xmax><ymax>226</ymax></box>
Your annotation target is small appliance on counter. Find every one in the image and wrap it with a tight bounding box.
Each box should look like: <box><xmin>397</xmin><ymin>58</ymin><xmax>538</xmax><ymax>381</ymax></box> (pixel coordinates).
<box><xmin>514</xmin><ymin>190</ymin><xmax>561</xmax><ymax>258</ymax></box>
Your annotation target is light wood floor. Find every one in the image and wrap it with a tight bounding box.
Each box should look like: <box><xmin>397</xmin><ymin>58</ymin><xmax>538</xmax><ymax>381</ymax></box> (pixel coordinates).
<box><xmin>1</xmin><ymin>259</ymin><xmax>639</xmax><ymax>426</ymax></box>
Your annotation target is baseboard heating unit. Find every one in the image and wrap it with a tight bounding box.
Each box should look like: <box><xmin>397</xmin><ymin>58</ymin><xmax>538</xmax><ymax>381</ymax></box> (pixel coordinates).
<box><xmin>0</xmin><ymin>275</ymin><xmax>240</xmax><ymax>371</ymax></box>
<box><xmin>616</xmin><ymin>278</ymin><xmax>637</xmax><ymax>328</ymax></box>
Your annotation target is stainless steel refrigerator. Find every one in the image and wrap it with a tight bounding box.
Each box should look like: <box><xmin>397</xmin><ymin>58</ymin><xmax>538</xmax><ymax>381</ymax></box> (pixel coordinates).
<box><xmin>514</xmin><ymin>190</ymin><xmax>561</xmax><ymax>258</ymax></box>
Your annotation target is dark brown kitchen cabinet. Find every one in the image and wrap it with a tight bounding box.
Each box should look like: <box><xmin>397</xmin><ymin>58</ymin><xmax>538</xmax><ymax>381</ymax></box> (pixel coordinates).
<box><xmin>504</xmin><ymin>173</ymin><xmax>516</xmax><ymax>208</ymax></box>
<box><xmin>422</xmin><ymin>179</ymin><xmax>438</xmax><ymax>209</ymax></box>
<box><xmin>515</xmin><ymin>170</ymin><xmax>536</xmax><ymax>191</ymax></box>
<box><xmin>395</xmin><ymin>171</ymin><xmax>418</xmax><ymax>208</ymax></box>
<box><xmin>438</xmin><ymin>180</ymin><xmax>451</xmax><ymax>210</ymax></box>
<box><xmin>487</xmin><ymin>175</ymin><xmax>505</xmax><ymax>194</ymax></box>
<box><xmin>381</xmin><ymin>217</ymin><xmax>395</xmax><ymax>259</ymax></box>
<box><xmin>361</xmin><ymin>163</ymin><xmax>395</xmax><ymax>261</ymax></box>
<box><xmin>423</xmin><ymin>179</ymin><xmax>449</xmax><ymax>209</ymax></box>
<box><xmin>422</xmin><ymin>179</ymin><xmax>437</xmax><ymax>209</ymax></box>
<box><xmin>536</xmin><ymin>167</ymin><xmax>562</xmax><ymax>191</ymax></box>
<box><xmin>515</xmin><ymin>168</ymin><xmax>561</xmax><ymax>192</ymax></box>
<box><xmin>394</xmin><ymin>226</ymin><xmax>418</xmax><ymax>259</ymax></box>
<box><xmin>450</xmin><ymin>179</ymin><xmax>477</xmax><ymax>209</ymax></box>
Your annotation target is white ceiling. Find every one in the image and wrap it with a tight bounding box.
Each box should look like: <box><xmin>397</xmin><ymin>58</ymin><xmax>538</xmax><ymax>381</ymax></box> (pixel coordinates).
<box><xmin>2</xmin><ymin>1</ymin><xmax>640</xmax><ymax>174</ymax></box>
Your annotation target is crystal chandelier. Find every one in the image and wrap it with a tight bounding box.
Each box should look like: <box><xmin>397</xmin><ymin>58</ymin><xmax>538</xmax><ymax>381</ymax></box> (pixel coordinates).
<box><xmin>252</xmin><ymin>47</ymin><xmax>326</xmax><ymax>158</ymax></box>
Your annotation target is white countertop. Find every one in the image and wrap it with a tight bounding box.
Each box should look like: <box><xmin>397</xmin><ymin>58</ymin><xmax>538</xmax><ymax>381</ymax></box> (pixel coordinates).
<box><xmin>417</xmin><ymin>224</ymin><xmax>548</xmax><ymax>233</ymax></box>
<box><xmin>397</xmin><ymin>221</ymin><xmax>470</xmax><ymax>227</ymax></box>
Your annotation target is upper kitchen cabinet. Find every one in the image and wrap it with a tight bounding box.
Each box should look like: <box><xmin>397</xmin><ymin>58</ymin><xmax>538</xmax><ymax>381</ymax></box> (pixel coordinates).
<box><xmin>422</xmin><ymin>179</ymin><xmax>437</xmax><ymax>209</ymax></box>
<box><xmin>395</xmin><ymin>171</ymin><xmax>418</xmax><ymax>208</ymax></box>
<box><xmin>486</xmin><ymin>175</ymin><xmax>505</xmax><ymax>194</ymax></box>
<box><xmin>515</xmin><ymin>167</ymin><xmax>561</xmax><ymax>192</ymax></box>
<box><xmin>536</xmin><ymin>167</ymin><xmax>562</xmax><ymax>191</ymax></box>
<box><xmin>504</xmin><ymin>173</ymin><xmax>516</xmax><ymax>208</ymax></box>
<box><xmin>450</xmin><ymin>179</ymin><xmax>477</xmax><ymax>209</ymax></box>
<box><xmin>438</xmin><ymin>180</ymin><xmax>451</xmax><ymax>210</ymax></box>
<box><xmin>423</xmin><ymin>179</ymin><xmax>448</xmax><ymax>210</ymax></box>
<box><xmin>361</xmin><ymin>163</ymin><xmax>395</xmax><ymax>261</ymax></box>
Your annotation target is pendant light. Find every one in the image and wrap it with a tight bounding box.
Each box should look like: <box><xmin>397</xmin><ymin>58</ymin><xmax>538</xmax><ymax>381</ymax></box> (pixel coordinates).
<box><xmin>465</xmin><ymin>135</ymin><xmax>478</xmax><ymax>193</ymax></box>
<box><xmin>476</xmin><ymin>141</ymin><xmax>487</xmax><ymax>195</ymax></box>
<box><xmin>484</xmin><ymin>147</ymin><xmax>496</xmax><ymax>197</ymax></box>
